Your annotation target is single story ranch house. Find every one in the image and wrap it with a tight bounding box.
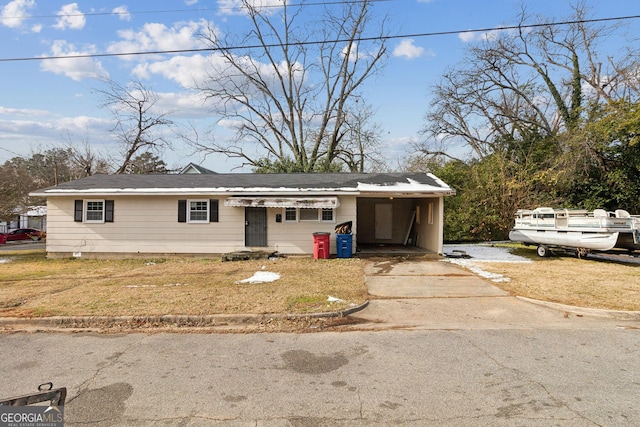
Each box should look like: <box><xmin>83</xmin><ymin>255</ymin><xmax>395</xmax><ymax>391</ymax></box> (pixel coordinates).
<box><xmin>30</xmin><ymin>172</ymin><xmax>455</xmax><ymax>259</ymax></box>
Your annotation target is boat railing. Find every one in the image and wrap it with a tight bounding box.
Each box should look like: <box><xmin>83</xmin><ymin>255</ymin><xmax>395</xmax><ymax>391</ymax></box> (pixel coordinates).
<box><xmin>513</xmin><ymin>208</ymin><xmax>640</xmax><ymax>232</ymax></box>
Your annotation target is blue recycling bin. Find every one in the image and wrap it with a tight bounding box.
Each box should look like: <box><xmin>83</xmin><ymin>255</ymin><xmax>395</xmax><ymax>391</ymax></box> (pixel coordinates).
<box><xmin>336</xmin><ymin>234</ymin><xmax>353</xmax><ymax>258</ymax></box>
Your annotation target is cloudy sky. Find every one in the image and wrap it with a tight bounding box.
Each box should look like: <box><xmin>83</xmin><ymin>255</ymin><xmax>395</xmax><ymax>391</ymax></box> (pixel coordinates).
<box><xmin>1</xmin><ymin>0</ymin><xmax>639</xmax><ymax>172</ymax></box>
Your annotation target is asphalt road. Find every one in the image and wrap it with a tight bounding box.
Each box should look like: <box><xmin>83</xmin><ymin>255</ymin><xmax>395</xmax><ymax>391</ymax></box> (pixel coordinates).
<box><xmin>1</xmin><ymin>328</ymin><xmax>638</xmax><ymax>426</ymax></box>
<box><xmin>0</xmin><ymin>241</ymin><xmax>45</xmax><ymax>251</ymax></box>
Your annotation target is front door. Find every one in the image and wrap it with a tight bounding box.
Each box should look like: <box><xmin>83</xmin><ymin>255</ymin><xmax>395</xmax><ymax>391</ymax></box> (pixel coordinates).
<box><xmin>245</xmin><ymin>207</ymin><xmax>267</xmax><ymax>247</ymax></box>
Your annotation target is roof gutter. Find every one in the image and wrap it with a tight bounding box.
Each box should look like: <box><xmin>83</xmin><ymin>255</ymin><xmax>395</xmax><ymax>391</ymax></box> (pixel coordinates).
<box><xmin>29</xmin><ymin>188</ymin><xmax>361</xmax><ymax>197</ymax></box>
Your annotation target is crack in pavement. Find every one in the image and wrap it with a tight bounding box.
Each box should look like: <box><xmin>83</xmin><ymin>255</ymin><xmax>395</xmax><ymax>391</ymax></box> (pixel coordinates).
<box><xmin>66</xmin><ymin>336</ymin><xmax>145</xmax><ymax>405</ymax></box>
<box><xmin>458</xmin><ymin>332</ymin><xmax>602</xmax><ymax>426</ymax></box>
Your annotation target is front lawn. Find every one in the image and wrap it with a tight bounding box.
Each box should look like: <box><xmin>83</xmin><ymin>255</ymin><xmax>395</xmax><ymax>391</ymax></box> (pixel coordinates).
<box><xmin>0</xmin><ymin>251</ymin><xmax>368</xmax><ymax>318</ymax></box>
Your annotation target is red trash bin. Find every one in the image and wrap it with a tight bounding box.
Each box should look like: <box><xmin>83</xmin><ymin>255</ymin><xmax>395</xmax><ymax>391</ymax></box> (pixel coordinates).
<box><xmin>313</xmin><ymin>232</ymin><xmax>330</xmax><ymax>259</ymax></box>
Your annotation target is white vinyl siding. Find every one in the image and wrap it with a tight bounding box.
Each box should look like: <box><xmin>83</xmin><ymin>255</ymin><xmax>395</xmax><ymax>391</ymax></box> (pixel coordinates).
<box><xmin>44</xmin><ymin>196</ymin><xmax>356</xmax><ymax>256</ymax></box>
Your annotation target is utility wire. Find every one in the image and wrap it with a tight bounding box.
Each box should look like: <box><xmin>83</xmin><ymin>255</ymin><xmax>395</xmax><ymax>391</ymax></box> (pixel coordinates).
<box><xmin>1</xmin><ymin>13</ymin><xmax>639</xmax><ymax>63</ymax></box>
<box><xmin>0</xmin><ymin>146</ymin><xmax>26</xmax><ymax>158</ymax></box>
<box><xmin>2</xmin><ymin>0</ymin><xmax>389</xmax><ymax>21</ymax></box>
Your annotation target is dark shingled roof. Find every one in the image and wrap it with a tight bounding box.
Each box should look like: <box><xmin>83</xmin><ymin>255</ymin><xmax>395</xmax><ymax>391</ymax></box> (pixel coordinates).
<box><xmin>32</xmin><ymin>172</ymin><xmax>452</xmax><ymax>195</ymax></box>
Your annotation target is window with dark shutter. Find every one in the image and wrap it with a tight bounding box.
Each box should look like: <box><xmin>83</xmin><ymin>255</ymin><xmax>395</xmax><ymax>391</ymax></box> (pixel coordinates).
<box><xmin>74</xmin><ymin>200</ymin><xmax>83</xmax><ymax>222</ymax></box>
<box><xmin>75</xmin><ymin>199</ymin><xmax>112</xmax><ymax>223</ymax></box>
<box><xmin>210</xmin><ymin>199</ymin><xmax>219</xmax><ymax>222</ymax></box>
<box><xmin>178</xmin><ymin>200</ymin><xmax>187</xmax><ymax>223</ymax></box>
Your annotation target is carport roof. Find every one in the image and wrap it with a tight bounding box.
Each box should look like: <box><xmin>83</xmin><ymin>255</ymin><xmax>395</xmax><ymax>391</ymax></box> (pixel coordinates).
<box><xmin>31</xmin><ymin>172</ymin><xmax>455</xmax><ymax>197</ymax></box>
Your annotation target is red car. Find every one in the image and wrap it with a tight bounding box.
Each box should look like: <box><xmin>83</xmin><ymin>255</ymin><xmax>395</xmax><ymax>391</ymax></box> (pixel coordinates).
<box><xmin>3</xmin><ymin>228</ymin><xmax>45</xmax><ymax>242</ymax></box>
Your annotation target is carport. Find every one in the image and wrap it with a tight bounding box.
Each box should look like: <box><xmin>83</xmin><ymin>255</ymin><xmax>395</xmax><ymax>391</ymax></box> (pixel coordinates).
<box><xmin>355</xmin><ymin>195</ymin><xmax>445</xmax><ymax>255</ymax></box>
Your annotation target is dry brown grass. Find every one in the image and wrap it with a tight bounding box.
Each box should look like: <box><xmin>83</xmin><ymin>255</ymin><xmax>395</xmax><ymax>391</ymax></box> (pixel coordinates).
<box><xmin>0</xmin><ymin>251</ymin><xmax>368</xmax><ymax>318</ymax></box>
<box><xmin>475</xmin><ymin>246</ymin><xmax>640</xmax><ymax>311</ymax></box>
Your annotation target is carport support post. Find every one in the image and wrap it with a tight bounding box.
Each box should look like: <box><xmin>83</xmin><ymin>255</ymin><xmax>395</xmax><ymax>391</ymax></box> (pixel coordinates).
<box><xmin>437</xmin><ymin>196</ymin><xmax>445</xmax><ymax>255</ymax></box>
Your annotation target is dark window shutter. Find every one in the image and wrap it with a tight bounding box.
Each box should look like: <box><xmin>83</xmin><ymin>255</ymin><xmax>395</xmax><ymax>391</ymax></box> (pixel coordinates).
<box><xmin>210</xmin><ymin>199</ymin><xmax>219</xmax><ymax>223</ymax></box>
<box><xmin>178</xmin><ymin>200</ymin><xmax>187</xmax><ymax>223</ymax></box>
<box><xmin>105</xmin><ymin>200</ymin><xmax>114</xmax><ymax>222</ymax></box>
<box><xmin>74</xmin><ymin>200</ymin><xmax>83</xmax><ymax>222</ymax></box>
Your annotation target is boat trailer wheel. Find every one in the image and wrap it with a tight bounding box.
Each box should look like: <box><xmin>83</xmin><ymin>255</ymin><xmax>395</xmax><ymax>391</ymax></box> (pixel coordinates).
<box><xmin>536</xmin><ymin>245</ymin><xmax>549</xmax><ymax>257</ymax></box>
<box><xmin>576</xmin><ymin>247</ymin><xmax>590</xmax><ymax>259</ymax></box>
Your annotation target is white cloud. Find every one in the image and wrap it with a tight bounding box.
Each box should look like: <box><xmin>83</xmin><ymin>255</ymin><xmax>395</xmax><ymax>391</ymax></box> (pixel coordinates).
<box><xmin>393</xmin><ymin>39</ymin><xmax>427</xmax><ymax>60</ymax></box>
<box><xmin>0</xmin><ymin>119</ymin><xmax>50</xmax><ymax>135</ymax></box>
<box><xmin>0</xmin><ymin>115</ymin><xmax>117</xmax><ymax>165</ymax></box>
<box><xmin>184</xmin><ymin>0</ymin><xmax>199</xmax><ymax>5</ymax></box>
<box><xmin>40</xmin><ymin>40</ymin><xmax>109</xmax><ymax>81</ymax></box>
<box><xmin>217</xmin><ymin>0</ymin><xmax>283</xmax><ymax>16</ymax></box>
<box><xmin>458</xmin><ymin>31</ymin><xmax>475</xmax><ymax>43</ymax></box>
<box><xmin>342</xmin><ymin>43</ymin><xmax>364</xmax><ymax>62</ymax></box>
<box><xmin>0</xmin><ymin>116</ymin><xmax>111</xmax><ymax>141</ymax></box>
<box><xmin>108</xmin><ymin>19</ymin><xmax>211</xmax><ymax>59</ymax></box>
<box><xmin>133</xmin><ymin>54</ymin><xmax>212</xmax><ymax>88</ymax></box>
<box><xmin>0</xmin><ymin>106</ymin><xmax>51</xmax><ymax>117</ymax></box>
<box><xmin>459</xmin><ymin>29</ymin><xmax>512</xmax><ymax>43</ymax></box>
<box><xmin>112</xmin><ymin>6</ymin><xmax>131</xmax><ymax>22</ymax></box>
<box><xmin>54</xmin><ymin>3</ymin><xmax>86</xmax><ymax>30</ymax></box>
<box><xmin>56</xmin><ymin>115</ymin><xmax>112</xmax><ymax>130</ymax></box>
<box><xmin>31</xmin><ymin>23</ymin><xmax>42</xmax><ymax>32</ymax></box>
<box><xmin>133</xmin><ymin>50</ymin><xmax>305</xmax><ymax>110</ymax></box>
<box><xmin>1</xmin><ymin>0</ymin><xmax>35</xmax><ymax>29</ymax></box>
<box><xmin>155</xmin><ymin>91</ymin><xmax>211</xmax><ymax>118</ymax></box>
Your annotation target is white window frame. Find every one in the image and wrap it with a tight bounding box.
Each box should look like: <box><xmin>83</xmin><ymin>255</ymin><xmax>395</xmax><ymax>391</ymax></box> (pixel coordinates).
<box><xmin>320</xmin><ymin>208</ymin><xmax>335</xmax><ymax>223</ymax></box>
<box><xmin>188</xmin><ymin>199</ymin><xmax>210</xmax><ymax>223</ymax></box>
<box><xmin>282</xmin><ymin>207</ymin><xmax>335</xmax><ymax>223</ymax></box>
<box><xmin>84</xmin><ymin>200</ymin><xmax>105</xmax><ymax>223</ymax></box>
<box><xmin>284</xmin><ymin>207</ymin><xmax>297</xmax><ymax>222</ymax></box>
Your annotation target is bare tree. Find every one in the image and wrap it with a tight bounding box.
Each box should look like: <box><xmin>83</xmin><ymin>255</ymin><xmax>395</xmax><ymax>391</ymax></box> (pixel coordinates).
<box><xmin>334</xmin><ymin>101</ymin><xmax>384</xmax><ymax>172</ymax></box>
<box><xmin>97</xmin><ymin>80</ymin><xmax>173</xmax><ymax>174</ymax></box>
<box><xmin>194</xmin><ymin>0</ymin><xmax>388</xmax><ymax>172</ymax></box>
<box><xmin>420</xmin><ymin>3</ymin><xmax>638</xmax><ymax>161</ymax></box>
<box><xmin>410</xmin><ymin>3</ymin><xmax>640</xmax><ymax>238</ymax></box>
<box><xmin>62</xmin><ymin>137</ymin><xmax>110</xmax><ymax>178</ymax></box>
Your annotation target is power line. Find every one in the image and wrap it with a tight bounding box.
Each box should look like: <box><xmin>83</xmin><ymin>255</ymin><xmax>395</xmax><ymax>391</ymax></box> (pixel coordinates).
<box><xmin>3</xmin><ymin>0</ymin><xmax>389</xmax><ymax>21</ymax></box>
<box><xmin>1</xmin><ymin>13</ymin><xmax>639</xmax><ymax>63</ymax></box>
<box><xmin>0</xmin><ymin>146</ymin><xmax>26</xmax><ymax>158</ymax></box>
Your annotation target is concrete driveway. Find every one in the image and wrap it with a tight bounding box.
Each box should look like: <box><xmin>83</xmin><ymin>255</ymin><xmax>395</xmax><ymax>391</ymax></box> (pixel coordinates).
<box><xmin>349</xmin><ymin>257</ymin><xmax>638</xmax><ymax>330</ymax></box>
<box><xmin>364</xmin><ymin>259</ymin><xmax>508</xmax><ymax>298</ymax></box>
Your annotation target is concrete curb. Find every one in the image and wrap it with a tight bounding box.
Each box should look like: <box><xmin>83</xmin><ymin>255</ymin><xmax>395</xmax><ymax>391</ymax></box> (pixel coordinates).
<box><xmin>0</xmin><ymin>301</ymin><xmax>370</xmax><ymax>330</ymax></box>
<box><xmin>517</xmin><ymin>296</ymin><xmax>640</xmax><ymax>321</ymax></box>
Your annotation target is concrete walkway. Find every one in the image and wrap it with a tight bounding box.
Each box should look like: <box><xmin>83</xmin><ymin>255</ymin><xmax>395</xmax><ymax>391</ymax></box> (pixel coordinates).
<box><xmin>348</xmin><ymin>258</ymin><xmax>640</xmax><ymax>330</ymax></box>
